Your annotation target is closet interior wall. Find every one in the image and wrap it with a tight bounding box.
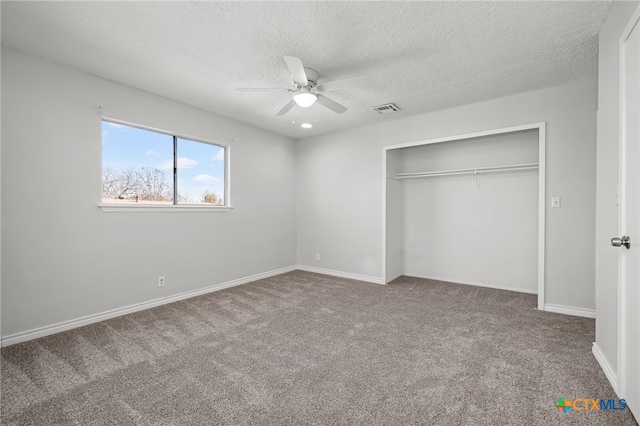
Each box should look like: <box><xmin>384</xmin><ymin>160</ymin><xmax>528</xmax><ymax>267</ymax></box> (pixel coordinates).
<box><xmin>386</xmin><ymin>148</ymin><xmax>405</xmax><ymax>282</ymax></box>
<box><xmin>387</xmin><ymin>129</ymin><xmax>539</xmax><ymax>294</ymax></box>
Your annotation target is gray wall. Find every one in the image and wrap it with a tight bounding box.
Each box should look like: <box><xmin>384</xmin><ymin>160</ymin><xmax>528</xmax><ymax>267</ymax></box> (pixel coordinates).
<box><xmin>0</xmin><ymin>46</ymin><xmax>603</xmax><ymax>340</ymax></box>
<box><xmin>595</xmin><ymin>0</ymin><xmax>640</xmax><ymax>377</ymax></box>
<box><xmin>1</xmin><ymin>48</ymin><xmax>298</xmax><ymax>339</ymax></box>
<box><xmin>297</xmin><ymin>78</ymin><xmax>597</xmax><ymax>312</ymax></box>
<box><xmin>397</xmin><ymin>131</ymin><xmax>539</xmax><ymax>293</ymax></box>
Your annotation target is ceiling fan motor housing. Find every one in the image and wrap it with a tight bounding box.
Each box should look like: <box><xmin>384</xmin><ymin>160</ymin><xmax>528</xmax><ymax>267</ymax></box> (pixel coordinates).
<box><xmin>292</xmin><ymin>68</ymin><xmax>319</xmax><ymax>90</ymax></box>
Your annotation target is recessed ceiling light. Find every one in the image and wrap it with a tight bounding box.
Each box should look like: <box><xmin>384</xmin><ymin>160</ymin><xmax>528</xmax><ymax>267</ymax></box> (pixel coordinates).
<box><xmin>301</xmin><ymin>123</ymin><xmax>313</xmax><ymax>129</ymax></box>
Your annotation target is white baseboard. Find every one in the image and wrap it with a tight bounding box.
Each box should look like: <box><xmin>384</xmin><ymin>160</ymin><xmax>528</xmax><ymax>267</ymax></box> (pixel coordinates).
<box><xmin>1</xmin><ymin>265</ymin><xmax>297</xmax><ymax>347</ymax></box>
<box><xmin>403</xmin><ymin>274</ymin><xmax>538</xmax><ymax>295</ymax></box>
<box><xmin>592</xmin><ymin>342</ymin><xmax>618</xmax><ymax>395</ymax></box>
<box><xmin>297</xmin><ymin>265</ymin><xmax>384</xmax><ymax>285</ymax></box>
<box><xmin>544</xmin><ymin>303</ymin><xmax>596</xmax><ymax>319</ymax></box>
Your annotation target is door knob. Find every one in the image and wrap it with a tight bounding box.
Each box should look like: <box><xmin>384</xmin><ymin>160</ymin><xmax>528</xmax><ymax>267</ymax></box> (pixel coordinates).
<box><xmin>611</xmin><ymin>236</ymin><xmax>631</xmax><ymax>249</ymax></box>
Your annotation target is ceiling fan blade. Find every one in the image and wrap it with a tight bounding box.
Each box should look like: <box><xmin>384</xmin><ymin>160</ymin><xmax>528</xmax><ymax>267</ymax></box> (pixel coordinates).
<box><xmin>283</xmin><ymin>56</ymin><xmax>308</xmax><ymax>86</ymax></box>
<box><xmin>236</xmin><ymin>88</ymin><xmax>291</xmax><ymax>93</ymax></box>
<box><xmin>316</xmin><ymin>94</ymin><xmax>347</xmax><ymax>114</ymax></box>
<box><xmin>317</xmin><ymin>76</ymin><xmax>371</xmax><ymax>92</ymax></box>
<box><xmin>275</xmin><ymin>99</ymin><xmax>295</xmax><ymax>116</ymax></box>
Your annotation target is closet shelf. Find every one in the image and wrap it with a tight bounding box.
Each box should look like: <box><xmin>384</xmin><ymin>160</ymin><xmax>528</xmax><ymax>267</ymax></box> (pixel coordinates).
<box><xmin>395</xmin><ymin>163</ymin><xmax>539</xmax><ymax>180</ymax></box>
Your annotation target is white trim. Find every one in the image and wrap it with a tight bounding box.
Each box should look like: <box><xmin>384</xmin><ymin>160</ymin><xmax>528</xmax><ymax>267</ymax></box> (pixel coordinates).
<box><xmin>381</xmin><ymin>145</ymin><xmax>388</xmax><ymax>285</ymax></box>
<box><xmin>593</xmin><ymin>342</ymin><xmax>619</xmax><ymax>395</ymax></box>
<box><xmin>297</xmin><ymin>265</ymin><xmax>384</xmax><ymax>285</ymax></box>
<box><xmin>617</xmin><ymin>5</ymin><xmax>640</xmax><ymax>403</ymax></box>
<box><xmin>382</xmin><ymin>122</ymin><xmax>546</xmax><ymax>310</ymax></box>
<box><xmin>1</xmin><ymin>265</ymin><xmax>296</xmax><ymax>347</ymax></box>
<box><xmin>225</xmin><ymin>144</ymin><xmax>232</xmax><ymax>207</ymax></box>
<box><xmin>403</xmin><ymin>274</ymin><xmax>538</xmax><ymax>295</ymax></box>
<box><xmin>99</xmin><ymin>205</ymin><xmax>234</xmax><ymax>213</ymax></box>
<box><xmin>544</xmin><ymin>303</ymin><xmax>596</xmax><ymax>319</ymax></box>
<box><xmin>538</xmin><ymin>122</ymin><xmax>546</xmax><ymax>311</ymax></box>
<box><xmin>385</xmin><ymin>122</ymin><xmax>545</xmax><ymax>151</ymax></box>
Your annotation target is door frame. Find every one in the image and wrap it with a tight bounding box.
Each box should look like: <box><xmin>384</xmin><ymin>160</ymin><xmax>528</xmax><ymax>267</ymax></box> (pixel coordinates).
<box><xmin>617</xmin><ymin>4</ymin><xmax>640</xmax><ymax>402</ymax></box>
<box><xmin>381</xmin><ymin>122</ymin><xmax>546</xmax><ymax>310</ymax></box>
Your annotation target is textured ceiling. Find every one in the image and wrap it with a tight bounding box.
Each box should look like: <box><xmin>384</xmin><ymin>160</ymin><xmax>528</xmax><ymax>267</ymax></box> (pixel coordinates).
<box><xmin>1</xmin><ymin>1</ymin><xmax>611</xmax><ymax>139</ymax></box>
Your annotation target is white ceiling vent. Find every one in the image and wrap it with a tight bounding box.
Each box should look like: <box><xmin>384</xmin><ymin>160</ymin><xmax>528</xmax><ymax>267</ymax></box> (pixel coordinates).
<box><xmin>373</xmin><ymin>103</ymin><xmax>400</xmax><ymax>114</ymax></box>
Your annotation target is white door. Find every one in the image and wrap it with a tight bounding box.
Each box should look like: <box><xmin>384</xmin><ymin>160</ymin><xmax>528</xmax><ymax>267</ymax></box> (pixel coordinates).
<box><xmin>616</xmin><ymin>6</ymin><xmax>640</xmax><ymax>416</ymax></box>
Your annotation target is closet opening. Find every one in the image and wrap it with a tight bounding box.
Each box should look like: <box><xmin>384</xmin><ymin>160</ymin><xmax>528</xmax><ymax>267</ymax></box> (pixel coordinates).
<box><xmin>382</xmin><ymin>123</ymin><xmax>546</xmax><ymax>310</ymax></box>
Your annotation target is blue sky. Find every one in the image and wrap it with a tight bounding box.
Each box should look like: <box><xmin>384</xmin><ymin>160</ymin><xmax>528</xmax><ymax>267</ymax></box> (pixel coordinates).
<box><xmin>102</xmin><ymin>121</ymin><xmax>225</xmax><ymax>203</ymax></box>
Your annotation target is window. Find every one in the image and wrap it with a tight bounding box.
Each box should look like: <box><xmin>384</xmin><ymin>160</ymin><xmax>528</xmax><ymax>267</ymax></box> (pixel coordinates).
<box><xmin>101</xmin><ymin>120</ymin><xmax>228</xmax><ymax>208</ymax></box>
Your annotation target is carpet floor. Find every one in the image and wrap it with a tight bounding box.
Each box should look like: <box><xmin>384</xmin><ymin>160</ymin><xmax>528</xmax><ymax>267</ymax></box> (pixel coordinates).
<box><xmin>1</xmin><ymin>271</ymin><xmax>637</xmax><ymax>425</ymax></box>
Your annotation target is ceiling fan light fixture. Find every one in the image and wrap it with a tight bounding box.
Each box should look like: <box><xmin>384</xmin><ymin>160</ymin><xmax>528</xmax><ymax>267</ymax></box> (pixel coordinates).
<box><xmin>293</xmin><ymin>92</ymin><xmax>317</xmax><ymax>108</ymax></box>
<box><xmin>300</xmin><ymin>123</ymin><xmax>313</xmax><ymax>129</ymax></box>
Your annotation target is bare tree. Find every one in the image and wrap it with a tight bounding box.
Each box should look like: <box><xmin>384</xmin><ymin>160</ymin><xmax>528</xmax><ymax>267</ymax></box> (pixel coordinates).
<box><xmin>177</xmin><ymin>191</ymin><xmax>190</xmax><ymax>203</ymax></box>
<box><xmin>137</xmin><ymin>167</ymin><xmax>172</xmax><ymax>201</ymax></box>
<box><xmin>102</xmin><ymin>166</ymin><xmax>140</xmax><ymax>199</ymax></box>
<box><xmin>101</xmin><ymin>166</ymin><xmax>119</xmax><ymax>198</ymax></box>
<box><xmin>203</xmin><ymin>190</ymin><xmax>220</xmax><ymax>205</ymax></box>
<box><xmin>102</xmin><ymin>166</ymin><xmax>200</xmax><ymax>203</ymax></box>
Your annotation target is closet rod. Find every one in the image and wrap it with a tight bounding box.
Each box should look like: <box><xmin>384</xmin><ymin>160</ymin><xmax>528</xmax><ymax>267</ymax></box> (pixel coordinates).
<box><xmin>396</xmin><ymin>163</ymin><xmax>539</xmax><ymax>180</ymax></box>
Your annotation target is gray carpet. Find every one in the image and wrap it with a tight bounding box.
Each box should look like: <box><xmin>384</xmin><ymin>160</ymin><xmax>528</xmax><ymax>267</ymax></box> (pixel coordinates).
<box><xmin>1</xmin><ymin>271</ymin><xmax>637</xmax><ymax>425</ymax></box>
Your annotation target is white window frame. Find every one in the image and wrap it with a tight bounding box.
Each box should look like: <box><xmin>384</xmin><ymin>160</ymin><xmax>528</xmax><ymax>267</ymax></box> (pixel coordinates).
<box><xmin>99</xmin><ymin>117</ymin><xmax>232</xmax><ymax>213</ymax></box>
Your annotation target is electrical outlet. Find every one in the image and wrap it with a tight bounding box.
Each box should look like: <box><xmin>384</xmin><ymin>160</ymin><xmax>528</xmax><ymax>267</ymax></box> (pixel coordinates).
<box><xmin>158</xmin><ymin>276</ymin><xmax>165</xmax><ymax>287</ymax></box>
<box><xmin>315</xmin><ymin>253</ymin><xmax>320</xmax><ymax>261</ymax></box>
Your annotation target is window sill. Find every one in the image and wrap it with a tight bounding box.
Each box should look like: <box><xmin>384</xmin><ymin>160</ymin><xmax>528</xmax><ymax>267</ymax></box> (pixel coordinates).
<box><xmin>99</xmin><ymin>204</ymin><xmax>233</xmax><ymax>213</ymax></box>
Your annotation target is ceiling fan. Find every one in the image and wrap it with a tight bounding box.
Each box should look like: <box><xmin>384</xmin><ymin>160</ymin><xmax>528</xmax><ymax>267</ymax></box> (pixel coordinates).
<box><xmin>236</xmin><ymin>56</ymin><xmax>370</xmax><ymax>116</ymax></box>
